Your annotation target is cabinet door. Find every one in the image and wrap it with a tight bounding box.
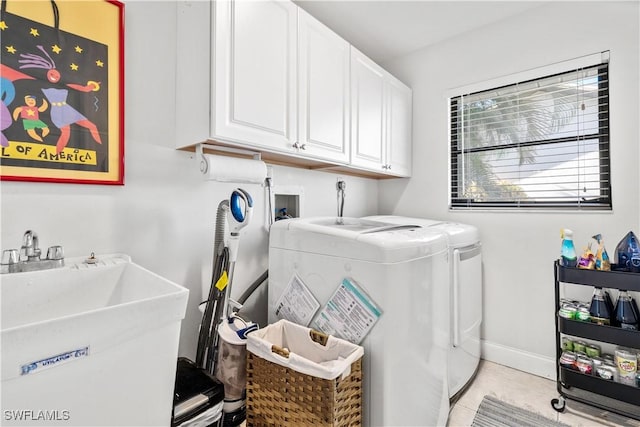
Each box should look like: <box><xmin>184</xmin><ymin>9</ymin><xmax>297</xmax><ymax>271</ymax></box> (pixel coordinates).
<box><xmin>385</xmin><ymin>77</ymin><xmax>412</xmax><ymax>177</ymax></box>
<box><xmin>214</xmin><ymin>0</ymin><xmax>297</xmax><ymax>151</ymax></box>
<box><xmin>350</xmin><ymin>48</ymin><xmax>385</xmax><ymax>171</ymax></box>
<box><xmin>298</xmin><ymin>10</ymin><xmax>350</xmax><ymax>163</ymax></box>
<box><xmin>176</xmin><ymin>1</ymin><xmax>211</xmax><ymax>148</ymax></box>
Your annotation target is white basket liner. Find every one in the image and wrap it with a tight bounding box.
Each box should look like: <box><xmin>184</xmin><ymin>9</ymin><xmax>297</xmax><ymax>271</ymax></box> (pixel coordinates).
<box><xmin>246</xmin><ymin>319</ymin><xmax>364</xmax><ymax>381</ymax></box>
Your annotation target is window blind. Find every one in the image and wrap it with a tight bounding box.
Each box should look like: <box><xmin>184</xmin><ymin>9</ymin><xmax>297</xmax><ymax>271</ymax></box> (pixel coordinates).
<box><xmin>450</xmin><ymin>58</ymin><xmax>611</xmax><ymax>210</ymax></box>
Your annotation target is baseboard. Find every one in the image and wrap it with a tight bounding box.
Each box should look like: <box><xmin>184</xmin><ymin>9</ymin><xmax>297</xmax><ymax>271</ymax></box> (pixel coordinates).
<box><xmin>481</xmin><ymin>339</ymin><xmax>556</xmax><ymax>380</ymax></box>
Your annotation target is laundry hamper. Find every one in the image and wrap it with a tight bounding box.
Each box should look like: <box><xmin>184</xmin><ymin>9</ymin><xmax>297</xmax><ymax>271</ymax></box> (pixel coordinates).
<box><xmin>245</xmin><ymin>319</ymin><xmax>364</xmax><ymax>426</ymax></box>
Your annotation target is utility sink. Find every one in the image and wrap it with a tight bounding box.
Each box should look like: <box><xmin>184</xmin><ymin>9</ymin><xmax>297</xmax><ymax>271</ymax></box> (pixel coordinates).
<box><xmin>1</xmin><ymin>254</ymin><xmax>189</xmax><ymax>426</ymax></box>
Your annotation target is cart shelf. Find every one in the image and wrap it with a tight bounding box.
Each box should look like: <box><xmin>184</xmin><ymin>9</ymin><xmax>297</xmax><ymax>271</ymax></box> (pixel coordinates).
<box><xmin>558</xmin><ymin>317</ymin><xmax>640</xmax><ymax>348</ymax></box>
<box><xmin>557</xmin><ymin>264</ymin><xmax>640</xmax><ymax>291</ymax></box>
<box><xmin>560</xmin><ymin>368</ymin><xmax>640</xmax><ymax>407</ymax></box>
<box><xmin>552</xmin><ymin>261</ymin><xmax>640</xmax><ymax>421</ymax></box>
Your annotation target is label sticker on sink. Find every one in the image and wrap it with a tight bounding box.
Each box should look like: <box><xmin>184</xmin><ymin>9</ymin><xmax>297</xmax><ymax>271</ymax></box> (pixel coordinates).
<box><xmin>20</xmin><ymin>347</ymin><xmax>89</xmax><ymax>376</ymax></box>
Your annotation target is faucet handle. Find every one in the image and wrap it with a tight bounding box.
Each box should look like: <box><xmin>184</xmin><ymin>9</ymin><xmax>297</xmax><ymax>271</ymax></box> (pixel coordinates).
<box><xmin>46</xmin><ymin>245</ymin><xmax>64</xmax><ymax>261</ymax></box>
<box><xmin>1</xmin><ymin>249</ymin><xmax>19</xmax><ymax>265</ymax></box>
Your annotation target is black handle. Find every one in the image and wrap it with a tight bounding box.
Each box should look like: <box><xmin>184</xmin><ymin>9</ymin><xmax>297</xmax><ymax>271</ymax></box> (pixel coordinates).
<box><xmin>1</xmin><ymin>0</ymin><xmax>60</xmax><ymax>29</ymax></box>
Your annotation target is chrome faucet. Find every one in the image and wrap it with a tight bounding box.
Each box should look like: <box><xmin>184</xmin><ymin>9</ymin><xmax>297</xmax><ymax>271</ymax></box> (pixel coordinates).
<box><xmin>1</xmin><ymin>230</ymin><xmax>64</xmax><ymax>274</ymax></box>
<box><xmin>21</xmin><ymin>230</ymin><xmax>41</xmax><ymax>261</ymax></box>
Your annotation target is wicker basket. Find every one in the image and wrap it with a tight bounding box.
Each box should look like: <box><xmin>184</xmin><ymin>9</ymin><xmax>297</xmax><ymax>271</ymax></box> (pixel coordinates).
<box><xmin>245</xmin><ymin>322</ymin><xmax>363</xmax><ymax>426</ymax></box>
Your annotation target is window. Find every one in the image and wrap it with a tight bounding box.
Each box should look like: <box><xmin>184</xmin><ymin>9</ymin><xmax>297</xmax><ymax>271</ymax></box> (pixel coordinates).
<box><xmin>450</xmin><ymin>55</ymin><xmax>610</xmax><ymax>210</ymax></box>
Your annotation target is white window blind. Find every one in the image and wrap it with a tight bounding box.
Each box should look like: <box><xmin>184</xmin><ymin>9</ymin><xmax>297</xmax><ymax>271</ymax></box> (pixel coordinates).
<box><xmin>450</xmin><ymin>56</ymin><xmax>611</xmax><ymax>210</ymax></box>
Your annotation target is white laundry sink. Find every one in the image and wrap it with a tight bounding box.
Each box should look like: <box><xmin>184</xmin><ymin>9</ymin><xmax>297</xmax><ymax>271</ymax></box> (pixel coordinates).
<box><xmin>1</xmin><ymin>254</ymin><xmax>189</xmax><ymax>426</ymax></box>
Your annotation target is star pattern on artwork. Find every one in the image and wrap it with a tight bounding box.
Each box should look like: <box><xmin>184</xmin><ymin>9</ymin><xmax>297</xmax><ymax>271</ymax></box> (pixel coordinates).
<box><xmin>0</xmin><ymin>9</ymin><xmax>110</xmax><ymax>163</ymax></box>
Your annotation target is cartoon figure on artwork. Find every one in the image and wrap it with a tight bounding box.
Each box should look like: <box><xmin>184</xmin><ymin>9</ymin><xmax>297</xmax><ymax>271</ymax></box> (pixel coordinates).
<box><xmin>17</xmin><ymin>45</ymin><xmax>102</xmax><ymax>153</ymax></box>
<box><xmin>1</xmin><ymin>65</ymin><xmax>36</xmax><ymax>147</ymax></box>
<box><xmin>41</xmin><ymin>87</ymin><xmax>101</xmax><ymax>154</ymax></box>
<box><xmin>12</xmin><ymin>95</ymin><xmax>50</xmax><ymax>142</ymax></box>
<box><xmin>0</xmin><ymin>78</ymin><xmax>15</xmax><ymax>147</ymax></box>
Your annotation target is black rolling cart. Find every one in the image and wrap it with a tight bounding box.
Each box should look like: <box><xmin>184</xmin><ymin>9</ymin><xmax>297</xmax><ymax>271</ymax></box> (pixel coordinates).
<box><xmin>552</xmin><ymin>261</ymin><xmax>640</xmax><ymax>420</ymax></box>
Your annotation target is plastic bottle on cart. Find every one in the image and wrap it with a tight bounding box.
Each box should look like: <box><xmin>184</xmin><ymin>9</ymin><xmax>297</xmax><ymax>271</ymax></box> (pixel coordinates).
<box><xmin>633</xmin><ymin>297</ymin><xmax>640</xmax><ymax>321</ymax></box>
<box><xmin>604</xmin><ymin>290</ymin><xmax>615</xmax><ymax>317</ymax></box>
<box><xmin>589</xmin><ymin>287</ymin><xmax>612</xmax><ymax>326</ymax></box>
<box><xmin>560</xmin><ymin>229</ymin><xmax>578</xmax><ymax>268</ymax></box>
<box><xmin>613</xmin><ymin>291</ymin><xmax>639</xmax><ymax>330</ymax></box>
<box><xmin>614</xmin><ymin>231</ymin><xmax>640</xmax><ymax>272</ymax></box>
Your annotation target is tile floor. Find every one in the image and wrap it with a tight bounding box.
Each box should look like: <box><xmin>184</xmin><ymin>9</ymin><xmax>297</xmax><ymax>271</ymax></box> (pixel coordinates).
<box><xmin>447</xmin><ymin>360</ymin><xmax>640</xmax><ymax>427</ymax></box>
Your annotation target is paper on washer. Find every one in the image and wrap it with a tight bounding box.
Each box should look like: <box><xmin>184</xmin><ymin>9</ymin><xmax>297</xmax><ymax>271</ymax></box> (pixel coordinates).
<box><xmin>274</xmin><ymin>274</ymin><xmax>320</xmax><ymax>326</ymax></box>
<box><xmin>311</xmin><ymin>278</ymin><xmax>382</xmax><ymax>344</ymax></box>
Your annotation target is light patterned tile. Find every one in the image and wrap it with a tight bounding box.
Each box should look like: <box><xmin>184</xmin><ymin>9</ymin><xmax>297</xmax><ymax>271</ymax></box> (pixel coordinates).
<box><xmin>449</xmin><ymin>360</ymin><xmax>639</xmax><ymax>427</ymax></box>
<box><xmin>447</xmin><ymin>405</ymin><xmax>476</xmax><ymax>427</ymax></box>
<box><xmin>559</xmin><ymin>409</ymin><xmax>624</xmax><ymax>427</ymax></box>
<box><xmin>558</xmin><ymin>400</ymin><xmax>640</xmax><ymax>427</ymax></box>
<box><xmin>453</xmin><ymin>359</ymin><xmax>559</xmax><ymax>421</ymax></box>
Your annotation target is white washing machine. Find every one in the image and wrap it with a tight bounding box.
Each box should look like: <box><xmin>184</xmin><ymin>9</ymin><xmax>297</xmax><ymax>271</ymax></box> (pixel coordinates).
<box><xmin>268</xmin><ymin>217</ymin><xmax>451</xmax><ymax>427</ymax></box>
<box><xmin>366</xmin><ymin>216</ymin><xmax>482</xmax><ymax>400</ymax></box>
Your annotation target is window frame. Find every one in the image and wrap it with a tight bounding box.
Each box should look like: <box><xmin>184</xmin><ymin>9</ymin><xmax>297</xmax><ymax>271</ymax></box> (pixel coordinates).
<box><xmin>448</xmin><ymin>55</ymin><xmax>611</xmax><ymax>211</ymax></box>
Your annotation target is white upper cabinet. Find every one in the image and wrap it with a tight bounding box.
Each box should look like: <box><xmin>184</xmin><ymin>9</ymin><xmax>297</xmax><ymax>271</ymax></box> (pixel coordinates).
<box><xmin>297</xmin><ymin>9</ymin><xmax>350</xmax><ymax>163</ymax></box>
<box><xmin>176</xmin><ymin>0</ymin><xmax>412</xmax><ymax>178</ymax></box>
<box><xmin>386</xmin><ymin>77</ymin><xmax>412</xmax><ymax>177</ymax></box>
<box><xmin>350</xmin><ymin>48</ymin><xmax>386</xmax><ymax>171</ymax></box>
<box><xmin>213</xmin><ymin>0</ymin><xmax>297</xmax><ymax>151</ymax></box>
<box><xmin>350</xmin><ymin>47</ymin><xmax>412</xmax><ymax>176</ymax></box>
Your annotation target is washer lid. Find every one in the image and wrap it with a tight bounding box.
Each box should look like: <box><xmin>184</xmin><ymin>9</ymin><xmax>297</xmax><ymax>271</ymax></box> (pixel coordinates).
<box><xmin>427</xmin><ymin>222</ymin><xmax>480</xmax><ymax>248</ymax></box>
<box><xmin>364</xmin><ymin>215</ymin><xmax>480</xmax><ymax>248</ymax></box>
<box><xmin>269</xmin><ymin>217</ymin><xmax>448</xmax><ymax>263</ymax></box>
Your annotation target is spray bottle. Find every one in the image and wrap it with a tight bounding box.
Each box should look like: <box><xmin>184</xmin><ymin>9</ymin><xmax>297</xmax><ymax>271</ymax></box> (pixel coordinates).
<box><xmin>592</xmin><ymin>234</ymin><xmax>611</xmax><ymax>271</ymax></box>
<box><xmin>560</xmin><ymin>229</ymin><xmax>577</xmax><ymax>267</ymax></box>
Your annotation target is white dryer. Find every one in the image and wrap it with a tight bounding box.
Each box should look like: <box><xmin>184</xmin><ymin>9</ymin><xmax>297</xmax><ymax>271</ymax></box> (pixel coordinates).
<box><xmin>366</xmin><ymin>216</ymin><xmax>482</xmax><ymax>400</ymax></box>
<box><xmin>268</xmin><ymin>217</ymin><xmax>450</xmax><ymax>427</ymax></box>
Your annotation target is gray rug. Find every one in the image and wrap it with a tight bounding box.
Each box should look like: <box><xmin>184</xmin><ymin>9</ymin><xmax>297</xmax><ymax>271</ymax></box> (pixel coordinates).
<box><xmin>471</xmin><ymin>395</ymin><xmax>570</xmax><ymax>427</ymax></box>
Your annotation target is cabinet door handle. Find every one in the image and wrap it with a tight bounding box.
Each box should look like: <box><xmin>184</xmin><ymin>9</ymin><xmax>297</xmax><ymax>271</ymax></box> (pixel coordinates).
<box><xmin>300</xmin><ymin>143</ymin><xmax>306</xmax><ymax>150</ymax></box>
<box><xmin>292</xmin><ymin>142</ymin><xmax>307</xmax><ymax>150</ymax></box>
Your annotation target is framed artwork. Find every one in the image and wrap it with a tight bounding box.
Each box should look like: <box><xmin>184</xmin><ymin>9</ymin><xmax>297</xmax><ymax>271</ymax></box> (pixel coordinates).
<box><xmin>0</xmin><ymin>0</ymin><xmax>124</xmax><ymax>185</ymax></box>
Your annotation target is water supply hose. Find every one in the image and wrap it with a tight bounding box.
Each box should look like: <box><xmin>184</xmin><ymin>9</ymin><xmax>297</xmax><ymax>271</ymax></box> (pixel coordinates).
<box><xmin>337</xmin><ymin>180</ymin><xmax>346</xmax><ymax>224</ymax></box>
<box><xmin>264</xmin><ymin>176</ymin><xmax>273</xmax><ymax>232</ymax></box>
<box><xmin>237</xmin><ymin>270</ymin><xmax>268</xmax><ymax>305</ymax></box>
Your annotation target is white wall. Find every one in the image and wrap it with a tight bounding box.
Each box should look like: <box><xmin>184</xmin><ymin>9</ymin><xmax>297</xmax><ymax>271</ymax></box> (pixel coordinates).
<box><xmin>3</xmin><ymin>0</ymin><xmax>637</xmax><ymax>382</ymax></box>
<box><xmin>0</xmin><ymin>1</ymin><xmax>379</xmax><ymax>361</ymax></box>
<box><xmin>381</xmin><ymin>1</ymin><xmax>640</xmax><ymax>378</ymax></box>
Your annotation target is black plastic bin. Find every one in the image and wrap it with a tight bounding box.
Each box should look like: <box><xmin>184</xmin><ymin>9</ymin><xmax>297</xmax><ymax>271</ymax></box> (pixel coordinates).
<box><xmin>172</xmin><ymin>358</ymin><xmax>225</xmax><ymax>427</ymax></box>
